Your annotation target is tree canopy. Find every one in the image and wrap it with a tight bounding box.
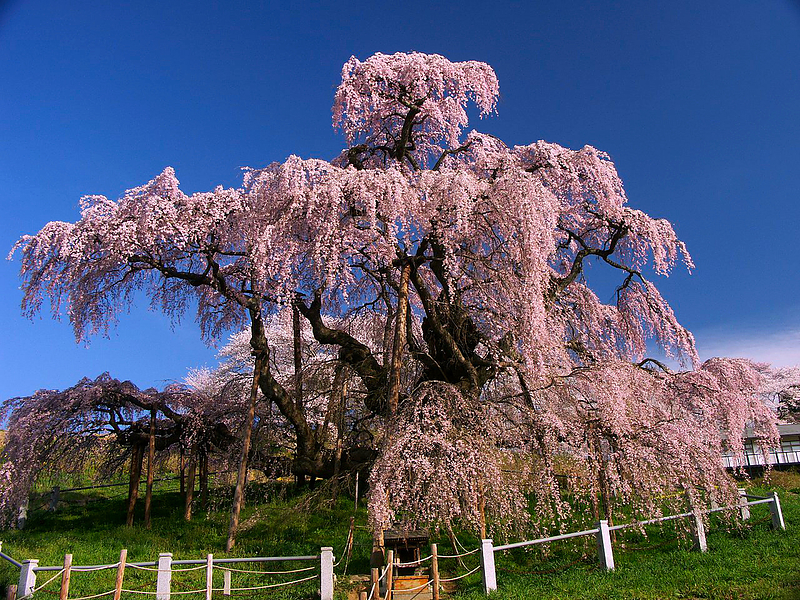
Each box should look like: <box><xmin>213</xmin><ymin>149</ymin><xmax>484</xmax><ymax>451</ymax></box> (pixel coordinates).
<box><xmin>9</xmin><ymin>51</ymin><xmax>778</xmax><ymax>538</ymax></box>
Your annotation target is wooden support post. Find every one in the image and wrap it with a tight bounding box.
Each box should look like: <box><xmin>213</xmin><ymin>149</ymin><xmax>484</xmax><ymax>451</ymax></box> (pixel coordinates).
<box><xmin>770</xmin><ymin>492</ymin><xmax>786</xmax><ymax>530</ymax></box>
<box><xmin>6</xmin><ymin>585</ymin><xmax>17</xmax><ymax>600</ymax></box>
<box><xmin>17</xmin><ymin>560</ymin><xmax>38</xmax><ymax>600</ymax></box>
<box><xmin>144</xmin><ymin>409</ymin><xmax>156</xmax><ymax>529</ymax></box>
<box><xmin>738</xmin><ymin>488</ymin><xmax>750</xmax><ymax>521</ymax></box>
<box><xmin>114</xmin><ymin>549</ymin><xmax>127</xmax><ymax>600</ymax></box>
<box><xmin>199</xmin><ymin>452</ymin><xmax>209</xmax><ymax>510</ymax></box>
<box><xmin>180</xmin><ymin>447</ymin><xmax>185</xmax><ymax>497</ymax></box>
<box><xmin>359</xmin><ymin>593</ymin><xmax>367</xmax><ymax>600</ymax></box>
<box><xmin>431</xmin><ymin>543</ymin><xmax>440</xmax><ymax>600</ymax></box>
<box><xmin>446</xmin><ymin>526</ymin><xmax>465</xmax><ymax>570</ymax></box>
<box><xmin>126</xmin><ymin>444</ymin><xmax>145</xmax><ymax>526</ymax></box>
<box><xmin>596</xmin><ymin>520</ymin><xmax>616</xmax><ymax>568</ymax></box>
<box><xmin>205</xmin><ymin>554</ymin><xmax>213</xmax><ymax>600</ymax></box>
<box><xmin>320</xmin><ymin>547</ymin><xmax>334</xmax><ymax>600</ymax></box>
<box><xmin>156</xmin><ymin>553</ymin><xmax>172</xmax><ymax>600</ymax></box>
<box><xmin>59</xmin><ymin>554</ymin><xmax>72</xmax><ymax>600</ymax></box>
<box><xmin>385</xmin><ymin>550</ymin><xmax>394</xmax><ymax>600</ymax></box>
<box><xmin>222</xmin><ymin>570</ymin><xmax>231</xmax><ymax>596</ymax></box>
<box><xmin>184</xmin><ymin>447</ymin><xmax>197</xmax><ymax>522</ymax></box>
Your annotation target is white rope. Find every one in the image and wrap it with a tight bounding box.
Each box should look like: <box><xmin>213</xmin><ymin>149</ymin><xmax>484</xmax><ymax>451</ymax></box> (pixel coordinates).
<box><xmin>121</xmin><ymin>589</ymin><xmax>159</xmax><ymax>595</ymax></box>
<box><xmin>438</xmin><ymin>547</ymin><xmax>480</xmax><ymax>559</ymax></box>
<box><xmin>169</xmin><ymin>588</ymin><xmax>210</xmax><ymax>595</ymax></box>
<box><xmin>70</xmin><ymin>590</ymin><xmax>117</xmax><ymax>600</ymax></box>
<box><xmin>126</xmin><ymin>564</ymin><xmax>160</xmax><ymax>572</ymax></box>
<box><xmin>214</xmin><ymin>564</ymin><xmax>316</xmax><ymax>575</ymax></box>
<box><xmin>333</xmin><ymin>529</ymin><xmax>353</xmax><ymax>568</ymax></box>
<box><xmin>226</xmin><ymin>573</ymin><xmax>318</xmax><ymax>591</ymax></box>
<box><xmin>170</xmin><ymin>564</ymin><xmax>209</xmax><ymax>572</ymax></box>
<box><xmin>439</xmin><ymin>564</ymin><xmax>481</xmax><ymax>583</ymax></box>
<box><xmin>395</xmin><ymin>555</ymin><xmax>432</xmax><ymax>568</ymax></box>
<box><xmin>453</xmin><ymin>533</ymin><xmax>472</xmax><ymax>554</ymax></box>
<box><xmin>392</xmin><ymin>579</ymin><xmax>430</xmax><ymax>592</ymax></box>
<box><xmin>72</xmin><ymin>565</ymin><xmax>119</xmax><ymax>572</ymax></box>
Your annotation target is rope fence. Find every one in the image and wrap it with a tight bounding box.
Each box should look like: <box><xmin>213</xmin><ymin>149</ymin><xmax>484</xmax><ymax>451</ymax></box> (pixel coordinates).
<box><xmin>437</xmin><ymin>547</ymin><xmax>479</xmax><ymax>559</ymax></box>
<box><xmin>3</xmin><ymin>489</ymin><xmax>787</xmax><ymax>600</ymax></box>
<box><xmin>9</xmin><ymin>549</ymin><xmax>332</xmax><ymax>600</ymax></box>
<box><xmin>481</xmin><ymin>490</ymin><xmax>786</xmax><ymax>594</ymax></box>
<box><xmin>438</xmin><ymin>564</ymin><xmax>481</xmax><ymax>583</ymax></box>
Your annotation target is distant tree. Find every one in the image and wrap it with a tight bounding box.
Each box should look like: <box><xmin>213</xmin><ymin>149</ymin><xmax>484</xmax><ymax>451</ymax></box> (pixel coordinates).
<box><xmin>0</xmin><ymin>374</ymin><xmax>237</xmax><ymax>528</ymax></box>
<box><xmin>10</xmin><ymin>51</ymin><xmax>778</xmax><ymax>542</ymax></box>
<box><xmin>755</xmin><ymin>363</ymin><xmax>800</xmax><ymax>423</ymax></box>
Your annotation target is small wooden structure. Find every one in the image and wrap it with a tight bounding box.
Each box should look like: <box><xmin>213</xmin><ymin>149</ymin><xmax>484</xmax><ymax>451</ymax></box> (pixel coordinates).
<box><xmin>383</xmin><ymin>529</ymin><xmax>433</xmax><ymax>599</ymax></box>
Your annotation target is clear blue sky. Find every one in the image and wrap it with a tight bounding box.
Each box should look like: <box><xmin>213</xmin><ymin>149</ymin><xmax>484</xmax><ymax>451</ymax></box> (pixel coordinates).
<box><xmin>1</xmin><ymin>1</ymin><xmax>799</xmax><ymax>399</ymax></box>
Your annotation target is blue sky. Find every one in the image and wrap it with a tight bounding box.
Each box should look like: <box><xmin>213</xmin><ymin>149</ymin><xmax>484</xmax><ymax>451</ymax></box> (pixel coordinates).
<box><xmin>1</xmin><ymin>1</ymin><xmax>799</xmax><ymax>399</ymax></box>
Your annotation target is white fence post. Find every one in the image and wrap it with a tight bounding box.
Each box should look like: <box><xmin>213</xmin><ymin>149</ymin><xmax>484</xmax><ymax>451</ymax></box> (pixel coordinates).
<box><xmin>222</xmin><ymin>569</ymin><xmax>231</xmax><ymax>596</ymax></box>
<box><xmin>17</xmin><ymin>559</ymin><xmax>38</xmax><ymax>599</ymax></box>
<box><xmin>738</xmin><ymin>488</ymin><xmax>750</xmax><ymax>521</ymax></box>
<box><xmin>320</xmin><ymin>547</ymin><xmax>334</xmax><ymax>600</ymax></box>
<box><xmin>480</xmin><ymin>539</ymin><xmax>497</xmax><ymax>594</ymax></box>
<box><xmin>156</xmin><ymin>553</ymin><xmax>172</xmax><ymax>600</ymax></box>
<box><xmin>205</xmin><ymin>554</ymin><xmax>213</xmax><ymax>600</ymax></box>
<box><xmin>769</xmin><ymin>492</ymin><xmax>786</xmax><ymax>531</ymax></box>
<box><xmin>595</xmin><ymin>521</ymin><xmax>615</xmax><ymax>570</ymax></box>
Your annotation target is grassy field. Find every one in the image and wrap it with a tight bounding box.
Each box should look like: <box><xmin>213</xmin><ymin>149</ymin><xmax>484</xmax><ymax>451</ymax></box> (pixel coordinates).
<box><xmin>0</xmin><ymin>472</ymin><xmax>798</xmax><ymax>599</ymax></box>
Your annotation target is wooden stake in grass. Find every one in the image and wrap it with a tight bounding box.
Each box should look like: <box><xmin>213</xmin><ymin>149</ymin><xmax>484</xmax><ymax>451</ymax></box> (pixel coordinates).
<box><xmin>114</xmin><ymin>549</ymin><xmax>127</xmax><ymax>600</ymax></box>
<box><xmin>59</xmin><ymin>554</ymin><xmax>72</xmax><ymax>600</ymax></box>
<box><xmin>385</xmin><ymin>550</ymin><xmax>394</xmax><ymax>600</ymax></box>
<box><xmin>370</xmin><ymin>568</ymin><xmax>379</xmax><ymax>599</ymax></box>
<box><xmin>431</xmin><ymin>543</ymin><xmax>440</xmax><ymax>600</ymax></box>
<box><xmin>144</xmin><ymin>408</ymin><xmax>156</xmax><ymax>529</ymax></box>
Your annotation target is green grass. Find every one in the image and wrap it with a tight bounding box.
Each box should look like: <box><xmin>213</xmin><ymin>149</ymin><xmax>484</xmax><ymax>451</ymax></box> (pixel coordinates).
<box><xmin>0</xmin><ymin>481</ymin><xmax>364</xmax><ymax>599</ymax></box>
<box><xmin>1</xmin><ymin>475</ymin><xmax>799</xmax><ymax>599</ymax></box>
<box><xmin>453</xmin><ymin>477</ymin><xmax>800</xmax><ymax>600</ymax></box>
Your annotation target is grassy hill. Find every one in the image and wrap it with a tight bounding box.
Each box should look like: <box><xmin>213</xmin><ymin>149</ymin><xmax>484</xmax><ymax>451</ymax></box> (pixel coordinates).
<box><xmin>0</xmin><ymin>473</ymin><xmax>798</xmax><ymax>599</ymax></box>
